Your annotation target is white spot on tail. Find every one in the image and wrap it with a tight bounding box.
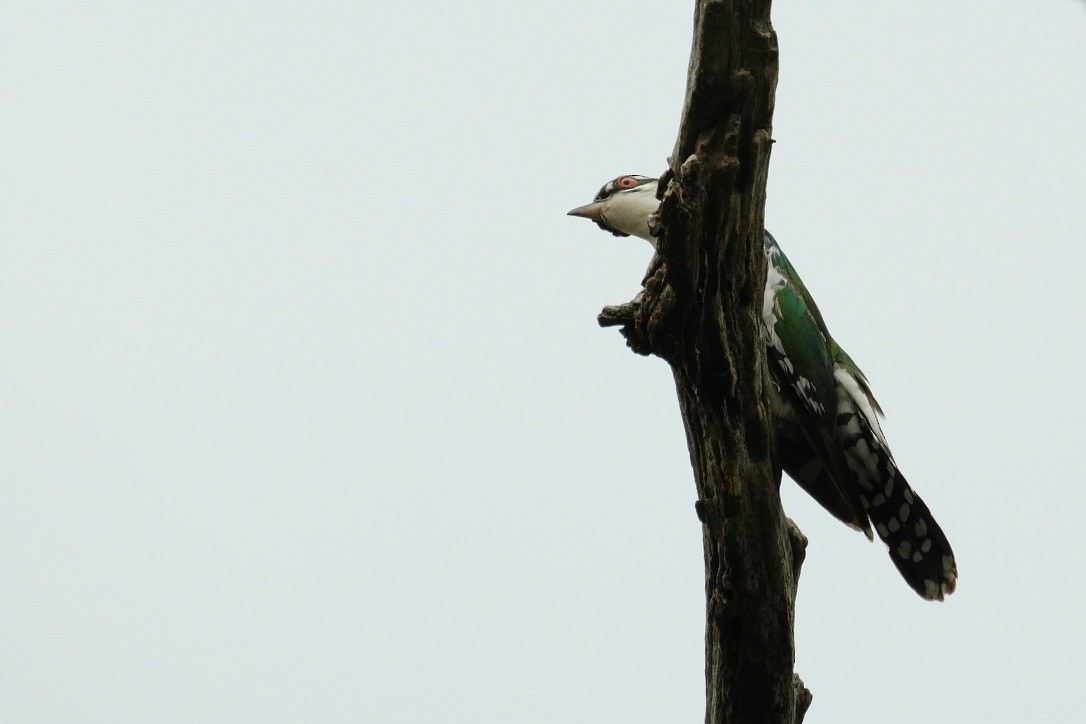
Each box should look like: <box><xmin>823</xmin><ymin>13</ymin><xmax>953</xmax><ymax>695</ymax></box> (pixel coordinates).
<box><xmin>834</xmin><ymin>367</ymin><xmax>888</xmax><ymax>447</ymax></box>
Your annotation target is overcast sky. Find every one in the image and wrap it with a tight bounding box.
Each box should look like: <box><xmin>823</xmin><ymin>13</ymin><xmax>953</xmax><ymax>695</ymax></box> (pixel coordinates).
<box><xmin>2</xmin><ymin>2</ymin><xmax>1085</xmax><ymax>722</ymax></box>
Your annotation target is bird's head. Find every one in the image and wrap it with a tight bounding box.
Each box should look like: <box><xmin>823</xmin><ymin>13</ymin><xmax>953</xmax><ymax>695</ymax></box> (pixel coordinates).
<box><xmin>567</xmin><ymin>175</ymin><xmax>660</xmax><ymax>246</ymax></box>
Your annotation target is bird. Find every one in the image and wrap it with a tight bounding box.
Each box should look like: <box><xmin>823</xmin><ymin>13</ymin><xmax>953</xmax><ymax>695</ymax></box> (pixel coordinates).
<box><xmin>569</xmin><ymin>174</ymin><xmax>957</xmax><ymax>600</ymax></box>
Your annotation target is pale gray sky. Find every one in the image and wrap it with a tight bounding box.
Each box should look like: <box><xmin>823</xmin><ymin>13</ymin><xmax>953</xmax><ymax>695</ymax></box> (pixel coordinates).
<box><xmin>2</xmin><ymin>2</ymin><xmax>1084</xmax><ymax>722</ymax></box>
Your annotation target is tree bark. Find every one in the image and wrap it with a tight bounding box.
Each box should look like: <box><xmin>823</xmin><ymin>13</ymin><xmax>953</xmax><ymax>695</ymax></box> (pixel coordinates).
<box><xmin>598</xmin><ymin>1</ymin><xmax>810</xmax><ymax>722</ymax></box>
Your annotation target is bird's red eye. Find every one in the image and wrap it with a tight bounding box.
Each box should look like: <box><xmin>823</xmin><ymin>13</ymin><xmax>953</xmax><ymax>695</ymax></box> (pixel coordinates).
<box><xmin>616</xmin><ymin>176</ymin><xmax>638</xmax><ymax>189</ymax></box>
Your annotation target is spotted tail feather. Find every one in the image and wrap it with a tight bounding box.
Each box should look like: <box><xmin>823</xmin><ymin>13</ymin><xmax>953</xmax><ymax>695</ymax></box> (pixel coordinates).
<box><xmin>837</xmin><ymin>397</ymin><xmax>958</xmax><ymax>600</ymax></box>
<box><xmin>865</xmin><ymin>470</ymin><xmax>957</xmax><ymax>600</ymax></box>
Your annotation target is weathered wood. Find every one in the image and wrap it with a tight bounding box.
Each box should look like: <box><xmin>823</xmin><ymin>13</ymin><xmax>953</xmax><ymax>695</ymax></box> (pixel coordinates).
<box><xmin>599</xmin><ymin>1</ymin><xmax>808</xmax><ymax>721</ymax></box>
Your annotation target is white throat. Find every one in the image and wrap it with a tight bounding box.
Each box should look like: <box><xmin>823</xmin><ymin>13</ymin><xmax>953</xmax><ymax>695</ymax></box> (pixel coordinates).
<box><xmin>605</xmin><ymin>185</ymin><xmax>661</xmax><ymax>246</ymax></box>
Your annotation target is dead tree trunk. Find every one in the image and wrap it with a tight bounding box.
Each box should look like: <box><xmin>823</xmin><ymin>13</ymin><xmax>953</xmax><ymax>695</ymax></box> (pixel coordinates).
<box><xmin>598</xmin><ymin>1</ymin><xmax>812</xmax><ymax>722</ymax></box>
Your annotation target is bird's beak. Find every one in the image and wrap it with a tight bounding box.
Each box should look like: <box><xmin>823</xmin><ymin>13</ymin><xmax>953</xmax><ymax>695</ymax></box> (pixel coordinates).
<box><xmin>567</xmin><ymin>201</ymin><xmax>606</xmax><ymax>223</ymax></box>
